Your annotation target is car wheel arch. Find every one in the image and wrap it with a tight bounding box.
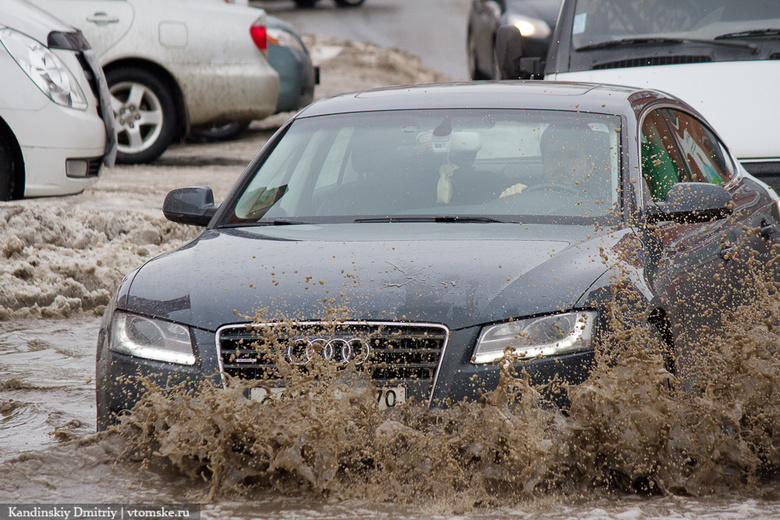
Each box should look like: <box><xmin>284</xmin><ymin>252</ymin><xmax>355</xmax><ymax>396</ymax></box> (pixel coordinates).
<box><xmin>0</xmin><ymin>118</ymin><xmax>25</xmax><ymax>201</ymax></box>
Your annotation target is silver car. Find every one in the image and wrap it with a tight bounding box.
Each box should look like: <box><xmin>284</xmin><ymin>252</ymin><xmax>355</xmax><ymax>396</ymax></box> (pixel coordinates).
<box><xmin>30</xmin><ymin>0</ymin><xmax>280</xmax><ymax>164</ymax></box>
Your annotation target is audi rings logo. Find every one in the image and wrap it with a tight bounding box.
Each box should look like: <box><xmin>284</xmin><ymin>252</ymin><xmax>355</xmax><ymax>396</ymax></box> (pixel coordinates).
<box><xmin>286</xmin><ymin>337</ymin><xmax>371</xmax><ymax>366</ymax></box>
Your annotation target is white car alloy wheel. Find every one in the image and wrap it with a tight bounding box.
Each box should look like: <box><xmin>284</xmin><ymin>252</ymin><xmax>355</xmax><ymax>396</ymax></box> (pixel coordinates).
<box><xmin>106</xmin><ymin>67</ymin><xmax>177</xmax><ymax>164</ymax></box>
<box><xmin>111</xmin><ymin>80</ymin><xmax>162</xmax><ymax>152</ymax></box>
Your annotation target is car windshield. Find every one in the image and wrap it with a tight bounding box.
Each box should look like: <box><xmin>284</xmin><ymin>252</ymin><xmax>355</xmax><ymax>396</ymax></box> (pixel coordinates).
<box><xmin>571</xmin><ymin>0</ymin><xmax>780</xmax><ymax>49</ymax></box>
<box><xmin>224</xmin><ymin>109</ymin><xmax>622</xmax><ymax>226</ymax></box>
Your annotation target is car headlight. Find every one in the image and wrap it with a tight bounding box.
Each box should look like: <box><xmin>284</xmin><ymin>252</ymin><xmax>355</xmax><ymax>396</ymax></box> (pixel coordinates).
<box><xmin>508</xmin><ymin>15</ymin><xmax>552</xmax><ymax>39</ymax></box>
<box><xmin>472</xmin><ymin>311</ymin><xmax>596</xmax><ymax>365</ymax></box>
<box><xmin>0</xmin><ymin>27</ymin><xmax>88</xmax><ymax>110</ymax></box>
<box><xmin>110</xmin><ymin>312</ymin><xmax>195</xmax><ymax>365</ymax></box>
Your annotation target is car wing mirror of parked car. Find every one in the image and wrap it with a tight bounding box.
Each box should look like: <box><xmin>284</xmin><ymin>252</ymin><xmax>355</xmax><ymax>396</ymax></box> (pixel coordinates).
<box><xmin>646</xmin><ymin>182</ymin><xmax>733</xmax><ymax>224</ymax></box>
<box><xmin>163</xmin><ymin>186</ymin><xmax>218</xmax><ymax>226</ymax></box>
<box><xmin>495</xmin><ymin>25</ymin><xmax>544</xmax><ymax>79</ymax></box>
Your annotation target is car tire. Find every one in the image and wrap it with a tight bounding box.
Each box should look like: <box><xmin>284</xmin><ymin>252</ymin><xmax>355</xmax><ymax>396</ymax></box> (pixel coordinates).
<box><xmin>106</xmin><ymin>67</ymin><xmax>177</xmax><ymax>164</ymax></box>
<box><xmin>189</xmin><ymin>121</ymin><xmax>251</xmax><ymax>143</ymax></box>
<box><xmin>0</xmin><ymin>138</ymin><xmax>14</xmax><ymax>201</ymax></box>
<box><xmin>334</xmin><ymin>0</ymin><xmax>365</xmax><ymax>6</ymax></box>
<box><xmin>294</xmin><ymin>0</ymin><xmax>318</xmax><ymax>7</ymax></box>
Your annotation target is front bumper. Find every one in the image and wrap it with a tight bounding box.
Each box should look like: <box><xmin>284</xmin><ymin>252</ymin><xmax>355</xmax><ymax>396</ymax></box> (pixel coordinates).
<box><xmin>268</xmin><ymin>44</ymin><xmax>317</xmax><ymax>113</ymax></box>
<box><xmin>3</xmin><ymin>93</ymin><xmax>106</xmax><ymax>197</ymax></box>
<box><xmin>96</xmin><ymin>319</ymin><xmax>596</xmax><ymax>430</ymax></box>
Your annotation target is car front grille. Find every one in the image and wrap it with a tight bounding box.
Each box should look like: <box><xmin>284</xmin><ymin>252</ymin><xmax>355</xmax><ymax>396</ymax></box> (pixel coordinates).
<box><xmin>217</xmin><ymin>321</ymin><xmax>448</xmax><ymax>387</ymax></box>
<box><xmin>593</xmin><ymin>55</ymin><xmax>711</xmax><ymax>70</ymax></box>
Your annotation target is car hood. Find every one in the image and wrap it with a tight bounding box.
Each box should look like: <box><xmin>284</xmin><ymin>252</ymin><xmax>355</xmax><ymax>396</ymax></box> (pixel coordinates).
<box><xmin>120</xmin><ymin>223</ymin><xmax>631</xmax><ymax>331</ymax></box>
<box><xmin>1</xmin><ymin>0</ymin><xmax>75</xmax><ymax>43</ymax></box>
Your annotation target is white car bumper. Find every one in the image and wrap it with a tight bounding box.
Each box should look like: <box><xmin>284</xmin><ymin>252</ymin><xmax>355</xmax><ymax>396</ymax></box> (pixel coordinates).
<box><xmin>3</xmin><ymin>99</ymin><xmax>106</xmax><ymax>197</ymax></box>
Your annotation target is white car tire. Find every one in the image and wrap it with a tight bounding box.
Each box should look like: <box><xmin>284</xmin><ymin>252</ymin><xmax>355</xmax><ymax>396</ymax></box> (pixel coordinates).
<box><xmin>189</xmin><ymin>121</ymin><xmax>251</xmax><ymax>143</ymax></box>
<box><xmin>107</xmin><ymin>67</ymin><xmax>177</xmax><ymax>164</ymax></box>
<box><xmin>0</xmin><ymin>138</ymin><xmax>15</xmax><ymax>201</ymax></box>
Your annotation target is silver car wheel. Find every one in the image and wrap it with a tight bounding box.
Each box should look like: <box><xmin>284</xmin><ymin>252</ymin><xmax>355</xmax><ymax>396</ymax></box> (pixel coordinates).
<box><xmin>110</xmin><ymin>80</ymin><xmax>164</xmax><ymax>155</ymax></box>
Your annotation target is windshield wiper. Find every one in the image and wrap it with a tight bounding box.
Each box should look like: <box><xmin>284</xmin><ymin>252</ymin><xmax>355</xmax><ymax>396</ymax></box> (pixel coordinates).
<box><xmin>578</xmin><ymin>37</ymin><xmax>757</xmax><ymax>53</ymax></box>
<box><xmin>251</xmin><ymin>218</ymin><xmax>313</xmax><ymax>226</ymax></box>
<box><xmin>716</xmin><ymin>28</ymin><xmax>780</xmax><ymax>40</ymax></box>
<box><xmin>354</xmin><ymin>215</ymin><xmax>509</xmax><ymax>224</ymax></box>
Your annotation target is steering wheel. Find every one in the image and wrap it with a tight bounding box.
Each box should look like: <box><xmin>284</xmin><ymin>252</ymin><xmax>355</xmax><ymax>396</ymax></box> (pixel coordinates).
<box><xmin>523</xmin><ymin>183</ymin><xmax>578</xmax><ymax>195</ymax></box>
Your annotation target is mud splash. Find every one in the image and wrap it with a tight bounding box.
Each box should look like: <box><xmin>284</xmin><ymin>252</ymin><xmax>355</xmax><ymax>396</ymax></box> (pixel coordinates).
<box><xmin>113</xmin><ymin>253</ymin><xmax>780</xmax><ymax>513</ymax></box>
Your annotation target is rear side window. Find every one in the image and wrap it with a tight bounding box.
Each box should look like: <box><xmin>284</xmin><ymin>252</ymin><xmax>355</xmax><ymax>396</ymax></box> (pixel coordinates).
<box><xmin>661</xmin><ymin>109</ymin><xmax>735</xmax><ymax>186</ymax></box>
<box><xmin>640</xmin><ymin>110</ymin><xmax>688</xmax><ymax>202</ymax></box>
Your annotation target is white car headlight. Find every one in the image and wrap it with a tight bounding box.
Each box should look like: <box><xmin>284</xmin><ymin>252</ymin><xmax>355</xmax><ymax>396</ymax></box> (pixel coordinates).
<box><xmin>0</xmin><ymin>27</ymin><xmax>88</xmax><ymax>110</ymax></box>
<box><xmin>110</xmin><ymin>312</ymin><xmax>195</xmax><ymax>365</ymax></box>
<box><xmin>472</xmin><ymin>311</ymin><xmax>596</xmax><ymax>365</ymax></box>
<box><xmin>509</xmin><ymin>15</ymin><xmax>552</xmax><ymax>38</ymax></box>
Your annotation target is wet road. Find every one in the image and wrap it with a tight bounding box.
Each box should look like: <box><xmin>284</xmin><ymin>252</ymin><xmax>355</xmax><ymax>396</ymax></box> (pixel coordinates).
<box><xmin>2</xmin><ymin>316</ymin><xmax>780</xmax><ymax>519</ymax></box>
<box><xmin>252</xmin><ymin>0</ymin><xmax>472</xmax><ymax>80</ymax></box>
<box><xmin>2</xmin><ymin>4</ymin><xmax>780</xmax><ymax>517</ymax></box>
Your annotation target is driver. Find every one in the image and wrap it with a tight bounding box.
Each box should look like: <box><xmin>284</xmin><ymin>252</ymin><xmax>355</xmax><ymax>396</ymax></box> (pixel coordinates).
<box><xmin>500</xmin><ymin>123</ymin><xmax>605</xmax><ymax>197</ymax></box>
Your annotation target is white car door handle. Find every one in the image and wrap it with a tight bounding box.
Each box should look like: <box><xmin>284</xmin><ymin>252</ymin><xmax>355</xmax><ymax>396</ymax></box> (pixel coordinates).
<box><xmin>87</xmin><ymin>12</ymin><xmax>120</xmax><ymax>25</ymax></box>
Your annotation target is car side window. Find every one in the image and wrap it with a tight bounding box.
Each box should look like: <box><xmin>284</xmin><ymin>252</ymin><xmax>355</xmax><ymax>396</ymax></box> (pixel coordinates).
<box><xmin>661</xmin><ymin>109</ymin><xmax>735</xmax><ymax>187</ymax></box>
<box><xmin>640</xmin><ymin>109</ymin><xmax>688</xmax><ymax>202</ymax></box>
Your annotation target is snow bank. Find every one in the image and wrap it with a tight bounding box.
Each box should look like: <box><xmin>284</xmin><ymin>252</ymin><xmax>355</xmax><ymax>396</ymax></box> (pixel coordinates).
<box><xmin>0</xmin><ymin>205</ymin><xmax>197</xmax><ymax>320</ymax></box>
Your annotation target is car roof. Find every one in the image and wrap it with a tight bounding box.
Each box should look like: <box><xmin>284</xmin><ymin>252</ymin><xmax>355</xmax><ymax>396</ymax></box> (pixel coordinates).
<box><xmin>296</xmin><ymin>81</ymin><xmax>676</xmax><ymax>118</ymax></box>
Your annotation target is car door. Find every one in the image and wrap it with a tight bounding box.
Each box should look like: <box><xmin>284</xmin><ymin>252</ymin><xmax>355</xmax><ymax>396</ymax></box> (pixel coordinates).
<box><xmin>639</xmin><ymin>107</ymin><xmax>736</xmax><ymax>376</ymax></box>
<box><xmin>661</xmin><ymin>108</ymin><xmax>779</xmax><ymax>311</ymax></box>
<box><xmin>28</xmin><ymin>0</ymin><xmax>134</xmax><ymax>58</ymax></box>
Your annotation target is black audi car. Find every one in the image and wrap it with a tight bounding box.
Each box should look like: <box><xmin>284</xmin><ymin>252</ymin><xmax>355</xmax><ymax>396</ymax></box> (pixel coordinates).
<box><xmin>96</xmin><ymin>81</ymin><xmax>779</xmax><ymax>429</ymax></box>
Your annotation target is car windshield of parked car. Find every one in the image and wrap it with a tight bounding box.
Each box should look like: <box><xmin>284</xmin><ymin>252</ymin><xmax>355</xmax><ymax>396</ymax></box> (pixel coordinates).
<box><xmin>571</xmin><ymin>0</ymin><xmax>780</xmax><ymax>50</ymax></box>
<box><xmin>224</xmin><ymin>109</ymin><xmax>622</xmax><ymax>226</ymax></box>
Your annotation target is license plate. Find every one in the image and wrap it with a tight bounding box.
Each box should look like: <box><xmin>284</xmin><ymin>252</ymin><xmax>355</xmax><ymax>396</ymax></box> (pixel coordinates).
<box><xmin>249</xmin><ymin>385</ymin><xmax>406</xmax><ymax>410</ymax></box>
<box><xmin>376</xmin><ymin>385</ymin><xmax>406</xmax><ymax>410</ymax></box>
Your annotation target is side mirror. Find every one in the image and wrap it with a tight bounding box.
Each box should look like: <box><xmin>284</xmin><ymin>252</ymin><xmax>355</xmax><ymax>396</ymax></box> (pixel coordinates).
<box><xmin>647</xmin><ymin>182</ymin><xmax>733</xmax><ymax>224</ymax></box>
<box><xmin>163</xmin><ymin>186</ymin><xmax>218</xmax><ymax>226</ymax></box>
<box><xmin>495</xmin><ymin>25</ymin><xmax>544</xmax><ymax>79</ymax></box>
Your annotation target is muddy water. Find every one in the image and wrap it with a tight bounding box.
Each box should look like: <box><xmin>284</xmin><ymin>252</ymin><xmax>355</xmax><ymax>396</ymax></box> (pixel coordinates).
<box><xmin>2</xmin><ymin>301</ymin><xmax>780</xmax><ymax>519</ymax></box>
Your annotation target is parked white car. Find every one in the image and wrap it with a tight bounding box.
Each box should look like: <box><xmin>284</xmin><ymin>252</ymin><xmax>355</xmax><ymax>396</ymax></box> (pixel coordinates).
<box><xmin>0</xmin><ymin>0</ymin><xmax>114</xmax><ymax>200</ymax></box>
<box><xmin>29</xmin><ymin>0</ymin><xmax>280</xmax><ymax>164</ymax></box>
